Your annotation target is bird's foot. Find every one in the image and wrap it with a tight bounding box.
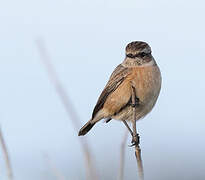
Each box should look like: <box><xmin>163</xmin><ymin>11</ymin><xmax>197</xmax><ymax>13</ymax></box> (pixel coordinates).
<box><xmin>130</xmin><ymin>98</ymin><xmax>139</xmax><ymax>107</ymax></box>
<box><xmin>131</xmin><ymin>103</ymin><xmax>137</xmax><ymax>107</ymax></box>
<box><xmin>129</xmin><ymin>134</ymin><xmax>140</xmax><ymax>147</ymax></box>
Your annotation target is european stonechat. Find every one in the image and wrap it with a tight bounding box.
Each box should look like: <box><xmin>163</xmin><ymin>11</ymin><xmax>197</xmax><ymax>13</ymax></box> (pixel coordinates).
<box><xmin>78</xmin><ymin>41</ymin><xmax>161</xmax><ymax>145</ymax></box>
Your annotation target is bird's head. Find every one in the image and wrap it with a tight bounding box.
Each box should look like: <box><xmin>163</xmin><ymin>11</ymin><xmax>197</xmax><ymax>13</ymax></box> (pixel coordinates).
<box><xmin>125</xmin><ymin>41</ymin><xmax>154</xmax><ymax>66</ymax></box>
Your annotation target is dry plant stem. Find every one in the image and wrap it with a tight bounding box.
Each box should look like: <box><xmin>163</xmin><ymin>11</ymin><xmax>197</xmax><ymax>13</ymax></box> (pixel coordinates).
<box><xmin>135</xmin><ymin>147</ymin><xmax>144</xmax><ymax>180</ymax></box>
<box><xmin>0</xmin><ymin>127</ymin><xmax>13</xmax><ymax>180</ymax></box>
<box><xmin>44</xmin><ymin>154</ymin><xmax>66</xmax><ymax>180</ymax></box>
<box><xmin>36</xmin><ymin>39</ymin><xmax>98</xmax><ymax>180</ymax></box>
<box><xmin>118</xmin><ymin>130</ymin><xmax>128</xmax><ymax>180</ymax></box>
<box><xmin>131</xmin><ymin>87</ymin><xmax>144</xmax><ymax>180</ymax></box>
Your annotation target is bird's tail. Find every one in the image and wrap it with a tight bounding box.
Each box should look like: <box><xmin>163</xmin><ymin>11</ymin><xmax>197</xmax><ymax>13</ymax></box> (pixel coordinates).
<box><xmin>78</xmin><ymin>121</ymin><xmax>96</xmax><ymax>136</ymax></box>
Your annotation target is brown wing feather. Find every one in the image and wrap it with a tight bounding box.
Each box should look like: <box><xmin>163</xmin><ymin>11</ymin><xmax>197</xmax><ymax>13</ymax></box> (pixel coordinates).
<box><xmin>92</xmin><ymin>64</ymin><xmax>130</xmax><ymax>119</ymax></box>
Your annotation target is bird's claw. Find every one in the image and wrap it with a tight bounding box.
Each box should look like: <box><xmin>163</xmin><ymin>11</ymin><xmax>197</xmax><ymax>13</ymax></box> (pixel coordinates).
<box><xmin>129</xmin><ymin>134</ymin><xmax>140</xmax><ymax>147</ymax></box>
<box><xmin>128</xmin><ymin>142</ymin><xmax>137</xmax><ymax>147</ymax></box>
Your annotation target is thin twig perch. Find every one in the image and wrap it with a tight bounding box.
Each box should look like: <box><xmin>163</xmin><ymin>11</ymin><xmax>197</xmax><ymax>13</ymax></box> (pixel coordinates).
<box><xmin>0</xmin><ymin>126</ymin><xmax>13</xmax><ymax>180</ymax></box>
<box><xmin>118</xmin><ymin>130</ymin><xmax>128</xmax><ymax>180</ymax></box>
<box><xmin>131</xmin><ymin>87</ymin><xmax>144</xmax><ymax>180</ymax></box>
<box><xmin>36</xmin><ymin>39</ymin><xmax>98</xmax><ymax>180</ymax></box>
<box><xmin>135</xmin><ymin>146</ymin><xmax>144</xmax><ymax>180</ymax></box>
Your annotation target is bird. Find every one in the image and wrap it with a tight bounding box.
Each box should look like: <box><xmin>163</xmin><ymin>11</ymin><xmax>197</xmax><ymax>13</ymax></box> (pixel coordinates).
<box><xmin>78</xmin><ymin>41</ymin><xmax>161</xmax><ymax>145</ymax></box>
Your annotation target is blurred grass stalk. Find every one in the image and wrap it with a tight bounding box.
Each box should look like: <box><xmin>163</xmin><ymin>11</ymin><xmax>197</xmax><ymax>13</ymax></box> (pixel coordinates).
<box><xmin>118</xmin><ymin>130</ymin><xmax>128</xmax><ymax>180</ymax></box>
<box><xmin>0</xmin><ymin>127</ymin><xmax>13</xmax><ymax>180</ymax></box>
<box><xmin>36</xmin><ymin>39</ymin><xmax>98</xmax><ymax>180</ymax></box>
<box><xmin>44</xmin><ymin>154</ymin><xmax>66</xmax><ymax>180</ymax></box>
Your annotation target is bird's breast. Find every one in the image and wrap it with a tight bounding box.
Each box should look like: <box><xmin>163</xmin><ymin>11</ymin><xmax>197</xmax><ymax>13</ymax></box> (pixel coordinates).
<box><xmin>105</xmin><ymin>64</ymin><xmax>161</xmax><ymax>121</ymax></box>
<box><xmin>112</xmin><ymin>65</ymin><xmax>161</xmax><ymax>121</ymax></box>
<box><xmin>130</xmin><ymin>65</ymin><xmax>161</xmax><ymax>105</ymax></box>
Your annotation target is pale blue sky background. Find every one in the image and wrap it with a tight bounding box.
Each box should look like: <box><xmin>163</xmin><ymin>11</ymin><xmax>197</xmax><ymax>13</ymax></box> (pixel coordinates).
<box><xmin>0</xmin><ymin>0</ymin><xmax>205</xmax><ymax>179</ymax></box>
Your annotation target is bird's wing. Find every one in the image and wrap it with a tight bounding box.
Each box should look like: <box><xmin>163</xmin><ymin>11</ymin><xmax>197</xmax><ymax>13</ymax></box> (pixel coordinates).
<box><xmin>92</xmin><ymin>64</ymin><xmax>130</xmax><ymax>119</ymax></box>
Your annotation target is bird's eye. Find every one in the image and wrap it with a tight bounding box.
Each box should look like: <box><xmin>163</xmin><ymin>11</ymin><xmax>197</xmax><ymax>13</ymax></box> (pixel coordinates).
<box><xmin>126</xmin><ymin>54</ymin><xmax>135</xmax><ymax>58</ymax></box>
<box><xmin>139</xmin><ymin>52</ymin><xmax>147</xmax><ymax>58</ymax></box>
